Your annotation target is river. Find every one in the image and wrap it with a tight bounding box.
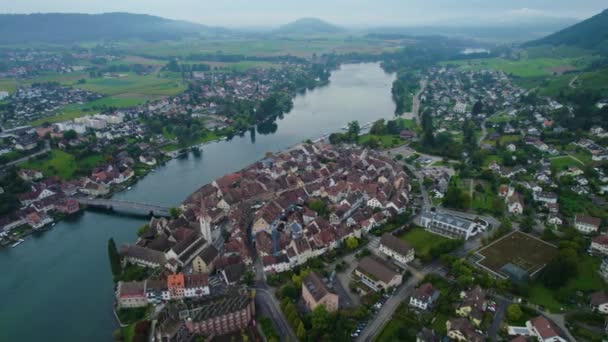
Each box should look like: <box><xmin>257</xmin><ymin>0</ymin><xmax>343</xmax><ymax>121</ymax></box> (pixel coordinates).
<box><xmin>0</xmin><ymin>62</ymin><xmax>397</xmax><ymax>341</ymax></box>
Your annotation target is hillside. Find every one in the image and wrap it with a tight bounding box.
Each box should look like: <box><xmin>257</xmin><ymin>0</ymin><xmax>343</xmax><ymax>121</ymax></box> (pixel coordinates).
<box><xmin>0</xmin><ymin>13</ymin><xmax>220</xmax><ymax>44</ymax></box>
<box><xmin>275</xmin><ymin>18</ymin><xmax>343</xmax><ymax>35</ymax></box>
<box><xmin>525</xmin><ymin>9</ymin><xmax>608</xmax><ymax>53</ymax></box>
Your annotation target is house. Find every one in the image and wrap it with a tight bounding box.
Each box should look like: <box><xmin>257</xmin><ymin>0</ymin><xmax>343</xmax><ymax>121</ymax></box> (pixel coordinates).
<box><xmin>600</xmin><ymin>259</ymin><xmax>608</xmax><ymax>282</ymax></box>
<box><xmin>416</xmin><ymin>328</ymin><xmax>440</xmax><ymax>342</ymax></box>
<box><xmin>590</xmin><ymin>235</ymin><xmax>608</xmax><ymax>255</ymax></box>
<box><xmin>456</xmin><ymin>286</ymin><xmax>486</xmax><ymax>326</ymax></box>
<box><xmin>116</xmin><ymin>281</ymin><xmax>147</xmax><ymax>308</ymax></box>
<box><xmin>120</xmin><ymin>244</ymin><xmax>167</xmax><ymax>269</ymax></box>
<box><xmin>379</xmin><ymin>233</ymin><xmax>415</xmax><ymax>265</ymax></box>
<box><xmin>574</xmin><ymin>215</ymin><xmax>601</xmax><ymax>234</ymax></box>
<box><xmin>139</xmin><ymin>154</ymin><xmax>157</xmax><ymax>166</ymax></box>
<box><xmin>526</xmin><ymin>316</ymin><xmax>567</xmax><ymax>342</ymax></box>
<box><xmin>14</xmin><ymin>134</ymin><xmax>38</xmax><ymax>150</ymax></box>
<box><xmin>167</xmin><ymin>273</ymin><xmax>185</xmax><ymax>299</ymax></box>
<box><xmin>533</xmin><ymin>192</ymin><xmax>557</xmax><ymax>204</ymax></box>
<box><xmin>590</xmin><ymin>291</ymin><xmax>608</xmax><ymax>314</ymax></box>
<box><xmin>18</xmin><ymin>169</ymin><xmax>43</xmax><ymax>181</ymax></box>
<box><xmin>302</xmin><ymin>272</ymin><xmax>339</xmax><ymax>312</ymax></box>
<box><xmin>507</xmin><ymin>193</ymin><xmax>524</xmax><ymax>215</ymax></box>
<box><xmin>354</xmin><ymin>256</ymin><xmax>403</xmax><ymax>292</ymax></box>
<box><xmin>192</xmin><ymin>245</ymin><xmax>219</xmax><ymax>274</ymax></box>
<box><xmin>506</xmin><ymin>144</ymin><xmax>517</xmax><ymax>152</ymax></box>
<box><xmin>409</xmin><ymin>283</ymin><xmax>440</xmax><ymax>311</ymax></box>
<box><xmin>446</xmin><ymin>317</ymin><xmax>485</xmax><ymax>342</ymax></box>
<box><xmin>546</xmin><ymin>214</ymin><xmax>563</xmax><ymax>226</ymax></box>
<box><xmin>184</xmin><ymin>273</ymin><xmax>210</xmax><ymax>298</ymax></box>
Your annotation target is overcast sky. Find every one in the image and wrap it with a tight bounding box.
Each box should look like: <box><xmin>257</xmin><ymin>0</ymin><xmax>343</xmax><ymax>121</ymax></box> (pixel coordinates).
<box><xmin>2</xmin><ymin>0</ymin><xmax>606</xmax><ymax>27</ymax></box>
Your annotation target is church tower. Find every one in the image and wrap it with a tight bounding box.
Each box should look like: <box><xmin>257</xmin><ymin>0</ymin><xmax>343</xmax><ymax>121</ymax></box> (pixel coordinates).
<box><xmin>199</xmin><ymin>198</ymin><xmax>212</xmax><ymax>244</ymax></box>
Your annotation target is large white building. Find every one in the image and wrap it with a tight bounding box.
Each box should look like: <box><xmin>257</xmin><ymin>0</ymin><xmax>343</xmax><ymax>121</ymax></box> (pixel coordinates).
<box><xmin>420</xmin><ymin>211</ymin><xmax>482</xmax><ymax>240</ymax></box>
<box><xmin>574</xmin><ymin>215</ymin><xmax>601</xmax><ymax>234</ymax></box>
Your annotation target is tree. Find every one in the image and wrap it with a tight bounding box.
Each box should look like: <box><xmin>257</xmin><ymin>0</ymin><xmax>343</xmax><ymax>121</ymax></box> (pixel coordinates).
<box><xmin>345</xmin><ymin>236</ymin><xmax>359</xmax><ymax>250</ymax></box>
<box><xmin>311</xmin><ymin>305</ymin><xmax>331</xmax><ymax>334</ymax></box>
<box><xmin>63</xmin><ymin>129</ymin><xmax>77</xmax><ymax>140</ymax></box>
<box><xmin>472</xmin><ymin>100</ymin><xmax>483</xmax><ymax>115</ymax></box>
<box><xmin>520</xmin><ymin>215</ymin><xmax>535</xmax><ymax>233</ymax></box>
<box><xmin>347</xmin><ymin>121</ymin><xmax>360</xmax><ymax>141</ymax></box>
<box><xmin>168</xmin><ymin>207</ymin><xmax>182</xmax><ymax>218</ymax></box>
<box><xmin>296</xmin><ymin>321</ymin><xmax>306</xmax><ymax>340</ymax></box>
<box><xmin>370</xmin><ymin>119</ymin><xmax>386</xmax><ymax>135</ymax></box>
<box><xmin>506</xmin><ymin>304</ymin><xmax>523</xmax><ymax>322</ymax></box>
<box><xmin>108</xmin><ymin>238</ymin><xmax>121</xmax><ymax>277</ymax></box>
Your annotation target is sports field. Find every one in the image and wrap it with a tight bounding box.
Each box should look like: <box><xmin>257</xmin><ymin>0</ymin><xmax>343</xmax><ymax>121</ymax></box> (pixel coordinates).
<box><xmin>475</xmin><ymin>231</ymin><xmax>558</xmax><ymax>278</ymax></box>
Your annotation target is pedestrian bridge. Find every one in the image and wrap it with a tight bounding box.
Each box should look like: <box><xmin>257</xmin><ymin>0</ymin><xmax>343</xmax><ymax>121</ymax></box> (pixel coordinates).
<box><xmin>75</xmin><ymin>198</ymin><xmax>171</xmax><ymax>217</ymax></box>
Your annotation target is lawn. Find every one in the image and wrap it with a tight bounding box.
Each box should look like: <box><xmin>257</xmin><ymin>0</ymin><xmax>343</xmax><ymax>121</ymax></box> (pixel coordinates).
<box><xmin>470</xmin><ymin>180</ymin><xmax>501</xmax><ymax>213</ymax></box>
<box><xmin>487</xmin><ymin>113</ymin><xmax>515</xmax><ymax>123</ymax></box>
<box><xmin>29</xmin><ymin>96</ymin><xmax>148</xmax><ymax>125</ymax></box>
<box><xmin>398</xmin><ymin>227</ymin><xmax>450</xmax><ymax>259</ymax></box>
<box><xmin>20</xmin><ymin>150</ymin><xmax>77</xmax><ymax>179</ymax></box>
<box><xmin>549</xmin><ymin>156</ymin><xmax>583</xmax><ymax>171</ymax></box>
<box><xmin>358</xmin><ymin>134</ymin><xmax>405</xmax><ymax>149</ymax></box>
<box><xmin>528</xmin><ymin>256</ymin><xmax>606</xmax><ymax>312</ymax></box>
<box><xmin>475</xmin><ymin>231</ymin><xmax>558</xmax><ymax>279</ymax></box>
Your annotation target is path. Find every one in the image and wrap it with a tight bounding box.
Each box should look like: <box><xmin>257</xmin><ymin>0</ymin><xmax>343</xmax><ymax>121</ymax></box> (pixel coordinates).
<box><xmin>411</xmin><ymin>79</ymin><xmax>428</xmax><ymax>123</ymax></box>
<box><xmin>1</xmin><ymin>140</ymin><xmax>50</xmax><ymax>168</ymax></box>
<box><xmin>568</xmin><ymin>75</ymin><xmax>579</xmax><ymax>89</ymax></box>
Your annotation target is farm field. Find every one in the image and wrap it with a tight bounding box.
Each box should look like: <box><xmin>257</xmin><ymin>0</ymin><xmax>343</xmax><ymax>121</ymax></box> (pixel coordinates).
<box><xmin>29</xmin><ymin>96</ymin><xmax>148</xmax><ymax>126</ymax></box>
<box><xmin>117</xmin><ymin>35</ymin><xmax>396</xmax><ymax>58</ymax></box>
<box><xmin>442</xmin><ymin>57</ymin><xmax>586</xmax><ymax>78</ymax></box>
<box><xmin>475</xmin><ymin>231</ymin><xmax>558</xmax><ymax>279</ymax></box>
<box><xmin>78</xmin><ymin>73</ymin><xmax>185</xmax><ymax>97</ymax></box>
<box><xmin>0</xmin><ymin>78</ymin><xmax>18</xmax><ymax>93</ymax></box>
<box><xmin>398</xmin><ymin>227</ymin><xmax>450</xmax><ymax>259</ymax></box>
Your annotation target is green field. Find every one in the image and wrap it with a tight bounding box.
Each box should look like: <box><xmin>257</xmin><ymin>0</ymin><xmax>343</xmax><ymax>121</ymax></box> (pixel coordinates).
<box><xmin>549</xmin><ymin>156</ymin><xmax>583</xmax><ymax>171</ymax></box>
<box><xmin>20</xmin><ymin>150</ymin><xmax>77</xmax><ymax>179</ymax></box>
<box><xmin>398</xmin><ymin>228</ymin><xmax>450</xmax><ymax>259</ymax></box>
<box><xmin>118</xmin><ymin>35</ymin><xmax>397</xmax><ymax>58</ymax></box>
<box><xmin>358</xmin><ymin>134</ymin><xmax>405</xmax><ymax>149</ymax></box>
<box><xmin>29</xmin><ymin>96</ymin><xmax>148</xmax><ymax>125</ymax></box>
<box><xmin>528</xmin><ymin>256</ymin><xmax>606</xmax><ymax>312</ymax></box>
<box><xmin>19</xmin><ymin>150</ymin><xmax>106</xmax><ymax>179</ymax></box>
<box><xmin>78</xmin><ymin>73</ymin><xmax>185</xmax><ymax>97</ymax></box>
<box><xmin>443</xmin><ymin>57</ymin><xmax>586</xmax><ymax>78</ymax></box>
<box><xmin>0</xmin><ymin>78</ymin><xmax>18</xmax><ymax>93</ymax></box>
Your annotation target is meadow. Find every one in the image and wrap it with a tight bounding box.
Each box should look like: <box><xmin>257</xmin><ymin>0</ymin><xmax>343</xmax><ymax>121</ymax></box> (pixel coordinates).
<box><xmin>398</xmin><ymin>227</ymin><xmax>450</xmax><ymax>259</ymax></box>
<box><xmin>443</xmin><ymin>57</ymin><xmax>584</xmax><ymax>78</ymax></box>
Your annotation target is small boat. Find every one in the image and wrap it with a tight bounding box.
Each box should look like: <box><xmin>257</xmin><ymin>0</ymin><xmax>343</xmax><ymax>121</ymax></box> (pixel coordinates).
<box><xmin>127</xmin><ymin>187</ymin><xmax>132</xmax><ymax>190</ymax></box>
<box><xmin>11</xmin><ymin>239</ymin><xmax>24</xmax><ymax>248</ymax></box>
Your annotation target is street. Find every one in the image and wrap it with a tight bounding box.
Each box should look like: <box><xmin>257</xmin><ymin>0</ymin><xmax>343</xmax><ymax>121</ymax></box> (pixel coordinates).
<box><xmin>255</xmin><ymin>286</ymin><xmax>297</xmax><ymax>342</ymax></box>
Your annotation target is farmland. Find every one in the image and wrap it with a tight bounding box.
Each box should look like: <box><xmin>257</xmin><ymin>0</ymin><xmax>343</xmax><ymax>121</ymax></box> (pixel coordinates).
<box><xmin>442</xmin><ymin>57</ymin><xmax>588</xmax><ymax>78</ymax></box>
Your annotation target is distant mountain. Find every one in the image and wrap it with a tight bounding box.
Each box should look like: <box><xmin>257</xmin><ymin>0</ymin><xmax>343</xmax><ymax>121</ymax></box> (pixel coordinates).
<box><xmin>0</xmin><ymin>13</ymin><xmax>225</xmax><ymax>44</ymax></box>
<box><xmin>524</xmin><ymin>9</ymin><xmax>608</xmax><ymax>52</ymax></box>
<box><xmin>275</xmin><ymin>18</ymin><xmax>343</xmax><ymax>34</ymax></box>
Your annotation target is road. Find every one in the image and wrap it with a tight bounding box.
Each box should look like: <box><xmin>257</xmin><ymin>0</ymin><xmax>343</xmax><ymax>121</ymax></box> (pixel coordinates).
<box><xmin>568</xmin><ymin>75</ymin><xmax>579</xmax><ymax>89</ymax></box>
<box><xmin>356</xmin><ymin>263</ymin><xmax>442</xmax><ymax>342</ymax></box>
<box><xmin>255</xmin><ymin>286</ymin><xmax>297</xmax><ymax>342</ymax></box>
<box><xmin>487</xmin><ymin>297</ymin><xmax>509</xmax><ymax>341</ymax></box>
<box><xmin>1</xmin><ymin>140</ymin><xmax>50</xmax><ymax>168</ymax></box>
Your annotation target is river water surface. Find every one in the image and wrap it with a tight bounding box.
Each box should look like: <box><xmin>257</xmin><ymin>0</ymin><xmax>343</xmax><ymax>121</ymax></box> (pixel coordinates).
<box><xmin>0</xmin><ymin>63</ymin><xmax>396</xmax><ymax>341</ymax></box>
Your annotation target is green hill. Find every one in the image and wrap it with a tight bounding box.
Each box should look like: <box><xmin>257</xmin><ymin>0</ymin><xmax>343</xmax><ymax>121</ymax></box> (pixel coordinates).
<box><xmin>275</xmin><ymin>18</ymin><xmax>343</xmax><ymax>35</ymax></box>
<box><xmin>525</xmin><ymin>9</ymin><xmax>608</xmax><ymax>53</ymax></box>
<box><xmin>0</xmin><ymin>13</ymin><xmax>225</xmax><ymax>44</ymax></box>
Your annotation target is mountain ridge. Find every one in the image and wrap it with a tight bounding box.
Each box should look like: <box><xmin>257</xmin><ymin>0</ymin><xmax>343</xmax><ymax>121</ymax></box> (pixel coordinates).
<box><xmin>275</xmin><ymin>18</ymin><xmax>343</xmax><ymax>34</ymax></box>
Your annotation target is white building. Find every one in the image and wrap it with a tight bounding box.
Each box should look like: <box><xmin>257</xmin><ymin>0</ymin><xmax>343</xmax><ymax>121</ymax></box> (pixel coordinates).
<box><xmin>574</xmin><ymin>215</ymin><xmax>601</xmax><ymax>234</ymax></box>
<box><xmin>420</xmin><ymin>211</ymin><xmax>481</xmax><ymax>240</ymax></box>
<box><xmin>409</xmin><ymin>283</ymin><xmax>440</xmax><ymax>311</ymax></box>
<box><xmin>526</xmin><ymin>316</ymin><xmax>567</xmax><ymax>342</ymax></box>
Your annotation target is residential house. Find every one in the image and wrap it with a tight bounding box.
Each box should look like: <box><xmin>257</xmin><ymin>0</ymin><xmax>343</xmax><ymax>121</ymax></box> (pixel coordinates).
<box><xmin>526</xmin><ymin>316</ymin><xmax>567</xmax><ymax>342</ymax></box>
<box><xmin>379</xmin><ymin>232</ymin><xmax>415</xmax><ymax>265</ymax></box>
<box><xmin>456</xmin><ymin>286</ymin><xmax>486</xmax><ymax>326</ymax></box>
<box><xmin>590</xmin><ymin>291</ymin><xmax>608</xmax><ymax>314</ymax></box>
<box><xmin>591</xmin><ymin>235</ymin><xmax>608</xmax><ymax>256</ymax></box>
<box><xmin>410</xmin><ymin>283</ymin><xmax>440</xmax><ymax>311</ymax></box>
<box><xmin>446</xmin><ymin>318</ymin><xmax>485</xmax><ymax>342</ymax></box>
<box><xmin>354</xmin><ymin>256</ymin><xmax>403</xmax><ymax>292</ymax></box>
<box><xmin>574</xmin><ymin>215</ymin><xmax>601</xmax><ymax>234</ymax></box>
<box><xmin>507</xmin><ymin>193</ymin><xmax>524</xmax><ymax>215</ymax></box>
<box><xmin>184</xmin><ymin>273</ymin><xmax>210</xmax><ymax>298</ymax></box>
<box><xmin>167</xmin><ymin>273</ymin><xmax>185</xmax><ymax>300</ymax></box>
<box><xmin>302</xmin><ymin>272</ymin><xmax>339</xmax><ymax>312</ymax></box>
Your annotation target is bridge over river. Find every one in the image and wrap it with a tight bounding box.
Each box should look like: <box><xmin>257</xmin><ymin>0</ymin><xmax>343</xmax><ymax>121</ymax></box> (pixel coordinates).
<box><xmin>75</xmin><ymin>198</ymin><xmax>171</xmax><ymax>217</ymax></box>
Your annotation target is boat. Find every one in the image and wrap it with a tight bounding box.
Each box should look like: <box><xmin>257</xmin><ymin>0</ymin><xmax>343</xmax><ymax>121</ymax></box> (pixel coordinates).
<box><xmin>127</xmin><ymin>187</ymin><xmax>132</xmax><ymax>190</ymax></box>
<box><xmin>11</xmin><ymin>239</ymin><xmax>24</xmax><ymax>248</ymax></box>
